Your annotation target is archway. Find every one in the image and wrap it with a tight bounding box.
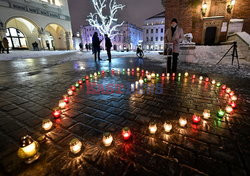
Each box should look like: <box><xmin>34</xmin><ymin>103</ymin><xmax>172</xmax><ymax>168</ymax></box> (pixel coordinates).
<box><xmin>45</xmin><ymin>24</ymin><xmax>67</xmax><ymax>50</ymax></box>
<box><xmin>5</xmin><ymin>17</ymin><xmax>39</xmax><ymax>50</ymax></box>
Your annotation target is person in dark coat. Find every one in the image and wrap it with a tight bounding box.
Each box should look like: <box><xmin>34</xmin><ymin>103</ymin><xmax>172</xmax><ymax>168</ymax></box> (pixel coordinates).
<box><xmin>92</xmin><ymin>32</ymin><xmax>102</xmax><ymax>61</ymax></box>
<box><xmin>2</xmin><ymin>37</ymin><xmax>9</xmax><ymax>54</ymax></box>
<box><xmin>85</xmin><ymin>43</ymin><xmax>88</xmax><ymax>51</ymax></box>
<box><xmin>104</xmin><ymin>34</ymin><xmax>112</xmax><ymax>62</ymax></box>
<box><xmin>79</xmin><ymin>42</ymin><xmax>83</xmax><ymax>51</ymax></box>
<box><xmin>0</xmin><ymin>41</ymin><xmax>4</xmax><ymax>53</ymax></box>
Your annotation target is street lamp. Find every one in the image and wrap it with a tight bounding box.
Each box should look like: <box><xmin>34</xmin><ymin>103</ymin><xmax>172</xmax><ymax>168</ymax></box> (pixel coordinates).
<box><xmin>227</xmin><ymin>0</ymin><xmax>236</xmax><ymax>13</ymax></box>
<box><xmin>201</xmin><ymin>1</ymin><xmax>208</xmax><ymax>16</ymax></box>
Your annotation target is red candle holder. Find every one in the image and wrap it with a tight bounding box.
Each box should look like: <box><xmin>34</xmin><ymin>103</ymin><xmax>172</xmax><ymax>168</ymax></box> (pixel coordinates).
<box><xmin>192</xmin><ymin>75</ymin><xmax>196</xmax><ymax>79</ymax></box>
<box><xmin>221</xmin><ymin>85</ymin><xmax>227</xmax><ymax>90</ymax></box>
<box><xmin>63</xmin><ymin>95</ymin><xmax>70</xmax><ymax>103</ymax></box>
<box><xmin>85</xmin><ymin>75</ymin><xmax>89</xmax><ymax>80</ymax></box>
<box><xmin>53</xmin><ymin>108</ymin><xmax>61</xmax><ymax>118</ymax></box>
<box><xmin>78</xmin><ymin>80</ymin><xmax>83</xmax><ymax>85</ymax></box>
<box><xmin>172</xmin><ymin>73</ymin><xmax>176</xmax><ymax>77</ymax></box>
<box><xmin>67</xmin><ymin>89</ymin><xmax>73</xmax><ymax>96</ymax></box>
<box><xmin>162</xmin><ymin>73</ymin><xmax>165</xmax><ymax>77</ymax></box>
<box><xmin>230</xmin><ymin>101</ymin><xmax>236</xmax><ymax>108</ymax></box>
<box><xmin>122</xmin><ymin>127</ymin><xmax>132</xmax><ymax>140</ymax></box>
<box><xmin>71</xmin><ymin>85</ymin><xmax>76</xmax><ymax>91</ymax></box>
<box><xmin>205</xmin><ymin>77</ymin><xmax>209</xmax><ymax>82</ymax></box>
<box><xmin>192</xmin><ymin>114</ymin><xmax>201</xmax><ymax>124</ymax></box>
<box><xmin>141</xmin><ymin>69</ymin><xmax>144</xmax><ymax>73</ymax></box>
<box><xmin>229</xmin><ymin>91</ymin><xmax>234</xmax><ymax>96</ymax></box>
<box><xmin>102</xmin><ymin>70</ymin><xmax>105</xmax><ymax>74</ymax></box>
<box><xmin>132</xmin><ymin>68</ymin><xmax>135</xmax><ymax>72</ymax></box>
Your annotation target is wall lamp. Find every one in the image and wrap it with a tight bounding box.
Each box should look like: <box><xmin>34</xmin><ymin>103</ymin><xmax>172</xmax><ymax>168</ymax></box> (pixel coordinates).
<box><xmin>201</xmin><ymin>1</ymin><xmax>208</xmax><ymax>16</ymax></box>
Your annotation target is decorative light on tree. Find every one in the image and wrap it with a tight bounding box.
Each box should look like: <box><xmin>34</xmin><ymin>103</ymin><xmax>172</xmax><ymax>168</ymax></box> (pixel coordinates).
<box><xmin>87</xmin><ymin>0</ymin><xmax>125</xmax><ymax>38</ymax></box>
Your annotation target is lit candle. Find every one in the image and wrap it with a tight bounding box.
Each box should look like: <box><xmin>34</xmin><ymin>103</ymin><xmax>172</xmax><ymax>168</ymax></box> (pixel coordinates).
<box><xmin>131</xmin><ymin>83</ymin><xmax>135</xmax><ymax>92</ymax></box>
<box><xmin>71</xmin><ymin>85</ymin><xmax>76</xmax><ymax>91</ymax></box>
<box><xmin>226</xmin><ymin>88</ymin><xmax>231</xmax><ymax>94</ymax></box>
<box><xmin>102</xmin><ymin>70</ymin><xmax>105</xmax><ymax>74</ymax></box>
<box><xmin>139</xmin><ymin>78</ymin><xmax>144</xmax><ymax>85</ymax></box>
<box><xmin>102</xmin><ymin>132</ymin><xmax>113</xmax><ymax>147</ymax></box>
<box><xmin>192</xmin><ymin>75</ymin><xmax>196</xmax><ymax>79</ymax></box>
<box><xmin>203</xmin><ymin>109</ymin><xmax>210</xmax><ymax>119</ymax></box>
<box><xmin>231</xmin><ymin>95</ymin><xmax>237</xmax><ymax>101</ymax></box>
<box><xmin>172</xmin><ymin>73</ymin><xmax>176</xmax><ymax>77</ymax></box>
<box><xmin>52</xmin><ymin>108</ymin><xmax>61</xmax><ymax>118</ymax></box>
<box><xmin>151</xmin><ymin>72</ymin><xmax>156</xmax><ymax>79</ymax></box>
<box><xmin>136</xmin><ymin>67</ymin><xmax>140</xmax><ymax>72</ymax></box>
<box><xmin>59</xmin><ymin>100</ymin><xmax>66</xmax><ymax>109</ymax></box>
<box><xmin>141</xmin><ymin>69</ymin><xmax>144</xmax><ymax>73</ymax></box>
<box><xmin>63</xmin><ymin>95</ymin><xmax>70</xmax><ymax>103</ymax></box>
<box><xmin>178</xmin><ymin>73</ymin><xmax>181</xmax><ymax>77</ymax></box>
<box><xmin>85</xmin><ymin>75</ymin><xmax>89</xmax><ymax>80</ymax></box>
<box><xmin>199</xmin><ymin>76</ymin><xmax>203</xmax><ymax>81</ymax></box>
<box><xmin>117</xmin><ymin>69</ymin><xmax>120</xmax><ymax>74</ymax></box>
<box><xmin>42</xmin><ymin>119</ymin><xmax>53</xmax><ymax>131</ymax></box>
<box><xmin>122</xmin><ymin>68</ymin><xmax>125</xmax><ymax>72</ymax></box>
<box><xmin>229</xmin><ymin>91</ymin><xmax>234</xmax><ymax>96</ymax></box>
<box><xmin>184</xmin><ymin>72</ymin><xmax>189</xmax><ymax>77</ymax></box>
<box><xmin>17</xmin><ymin>135</ymin><xmax>40</xmax><ymax>164</ymax></box>
<box><xmin>225</xmin><ymin>105</ymin><xmax>233</xmax><ymax>114</ymax></box>
<box><xmin>122</xmin><ymin>127</ymin><xmax>132</xmax><ymax>140</ymax></box>
<box><xmin>211</xmin><ymin>80</ymin><xmax>216</xmax><ymax>85</ymax></box>
<box><xmin>167</xmin><ymin>73</ymin><xmax>170</xmax><ymax>77</ymax></box>
<box><xmin>192</xmin><ymin>114</ymin><xmax>201</xmax><ymax>124</ymax></box>
<box><xmin>75</xmin><ymin>82</ymin><xmax>80</xmax><ymax>88</ymax></box>
<box><xmin>149</xmin><ymin>122</ymin><xmax>157</xmax><ymax>134</ymax></box>
<box><xmin>217</xmin><ymin>109</ymin><xmax>225</xmax><ymax>118</ymax></box>
<box><xmin>147</xmin><ymin>74</ymin><xmax>152</xmax><ymax>81</ymax></box>
<box><xmin>216</xmin><ymin>82</ymin><xmax>221</xmax><ymax>87</ymax></box>
<box><xmin>230</xmin><ymin>101</ymin><xmax>236</xmax><ymax>108</ymax></box>
<box><xmin>132</xmin><ymin>68</ymin><xmax>135</xmax><ymax>72</ymax></box>
<box><xmin>145</xmin><ymin>70</ymin><xmax>149</xmax><ymax>75</ymax></box>
<box><xmin>94</xmin><ymin>72</ymin><xmax>97</xmax><ymax>77</ymax></box>
<box><xmin>69</xmin><ymin>138</ymin><xmax>82</xmax><ymax>154</ymax></box>
<box><xmin>156</xmin><ymin>73</ymin><xmax>160</xmax><ymax>78</ymax></box>
<box><xmin>205</xmin><ymin>77</ymin><xmax>209</xmax><ymax>82</ymax></box>
<box><xmin>221</xmin><ymin>85</ymin><xmax>227</xmax><ymax>90</ymax></box>
<box><xmin>98</xmin><ymin>71</ymin><xmax>101</xmax><ymax>75</ymax></box>
<box><xmin>127</xmin><ymin>68</ymin><xmax>130</xmax><ymax>72</ymax></box>
<box><xmin>78</xmin><ymin>80</ymin><xmax>83</xmax><ymax>85</ymax></box>
<box><xmin>163</xmin><ymin>123</ymin><xmax>172</xmax><ymax>133</ymax></box>
<box><xmin>144</xmin><ymin>77</ymin><xmax>147</xmax><ymax>83</ymax></box>
<box><xmin>179</xmin><ymin>117</ymin><xmax>187</xmax><ymax>127</ymax></box>
<box><xmin>135</xmin><ymin>81</ymin><xmax>139</xmax><ymax>89</ymax></box>
<box><xmin>89</xmin><ymin>74</ymin><xmax>93</xmax><ymax>78</ymax></box>
<box><xmin>67</xmin><ymin>89</ymin><xmax>73</xmax><ymax>96</ymax></box>
<box><xmin>162</xmin><ymin>73</ymin><xmax>165</xmax><ymax>77</ymax></box>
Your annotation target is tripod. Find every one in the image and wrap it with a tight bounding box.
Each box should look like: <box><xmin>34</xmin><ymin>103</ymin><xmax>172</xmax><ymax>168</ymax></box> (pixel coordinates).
<box><xmin>216</xmin><ymin>42</ymin><xmax>240</xmax><ymax>69</ymax></box>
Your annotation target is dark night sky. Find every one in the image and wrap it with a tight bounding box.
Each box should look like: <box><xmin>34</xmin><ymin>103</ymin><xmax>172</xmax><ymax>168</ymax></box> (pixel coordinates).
<box><xmin>68</xmin><ymin>0</ymin><xmax>164</xmax><ymax>33</ymax></box>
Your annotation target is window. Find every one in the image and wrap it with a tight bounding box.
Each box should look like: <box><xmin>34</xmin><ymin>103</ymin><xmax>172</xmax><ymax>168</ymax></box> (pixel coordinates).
<box><xmin>146</xmin><ymin>29</ymin><xmax>148</xmax><ymax>33</ymax></box>
<box><xmin>161</xmin><ymin>28</ymin><xmax>164</xmax><ymax>33</ymax></box>
<box><xmin>151</xmin><ymin>37</ymin><xmax>153</xmax><ymax>41</ymax></box>
<box><xmin>146</xmin><ymin>37</ymin><xmax>149</xmax><ymax>42</ymax></box>
<box><xmin>6</xmin><ymin>28</ymin><xmax>27</xmax><ymax>49</ymax></box>
<box><xmin>156</xmin><ymin>29</ymin><xmax>158</xmax><ymax>33</ymax></box>
<box><xmin>156</xmin><ymin>37</ymin><xmax>158</xmax><ymax>41</ymax></box>
<box><xmin>151</xmin><ymin>29</ymin><xmax>153</xmax><ymax>33</ymax></box>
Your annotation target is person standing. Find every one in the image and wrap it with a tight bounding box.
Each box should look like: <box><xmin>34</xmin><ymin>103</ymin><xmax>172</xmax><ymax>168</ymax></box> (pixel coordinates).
<box><xmin>0</xmin><ymin>41</ymin><xmax>4</xmax><ymax>53</ymax></box>
<box><xmin>165</xmin><ymin>18</ymin><xmax>184</xmax><ymax>73</ymax></box>
<box><xmin>92</xmin><ymin>32</ymin><xmax>102</xmax><ymax>61</ymax></box>
<box><xmin>85</xmin><ymin>43</ymin><xmax>88</xmax><ymax>51</ymax></box>
<box><xmin>2</xmin><ymin>37</ymin><xmax>9</xmax><ymax>54</ymax></box>
<box><xmin>79</xmin><ymin>42</ymin><xmax>83</xmax><ymax>51</ymax></box>
<box><xmin>104</xmin><ymin>34</ymin><xmax>112</xmax><ymax>62</ymax></box>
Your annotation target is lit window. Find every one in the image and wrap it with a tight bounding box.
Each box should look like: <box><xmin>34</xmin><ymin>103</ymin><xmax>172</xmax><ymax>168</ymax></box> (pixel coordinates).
<box><xmin>6</xmin><ymin>28</ymin><xmax>27</xmax><ymax>49</ymax></box>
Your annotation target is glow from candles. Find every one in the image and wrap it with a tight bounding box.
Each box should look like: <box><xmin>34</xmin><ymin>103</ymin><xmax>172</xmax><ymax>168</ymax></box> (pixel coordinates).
<box><xmin>102</xmin><ymin>132</ymin><xmax>113</xmax><ymax>147</ymax></box>
<box><xmin>216</xmin><ymin>82</ymin><xmax>221</xmax><ymax>87</ymax></box>
<box><xmin>63</xmin><ymin>95</ymin><xmax>69</xmax><ymax>103</ymax></box>
<box><xmin>211</xmin><ymin>80</ymin><xmax>216</xmax><ymax>84</ymax></box>
<box><xmin>131</xmin><ymin>83</ymin><xmax>135</xmax><ymax>92</ymax></box>
<box><xmin>78</xmin><ymin>80</ymin><xmax>83</xmax><ymax>85</ymax></box>
<box><xmin>132</xmin><ymin>68</ymin><xmax>135</xmax><ymax>72</ymax></box>
<box><xmin>199</xmin><ymin>76</ymin><xmax>203</xmax><ymax>81</ymax></box>
<box><xmin>167</xmin><ymin>73</ymin><xmax>170</xmax><ymax>77</ymax></box>
<box><xmin>163</xmin><ymin>123</ymin><xmax>172</xmax><ymax>133</ymax></box>
<box><xmin>149</xmin><ymin>122</ymin><xmax>157</xmax><ymax>134</ymax></box>
<box><xmin>67</xmin><ymin>89</ymin><xmax>73</xmax><ymax>96</ymax></box>
<box><xmin>52</xmin><ymin>108</ymin><xmax>61</xmax><ymax>118</ymax></box>
<box><xmin>230</xmin><ymin>101</ymin><xmax>236</xmax><ymax>108</ymax></box>
<box><xmin>127</xmin><ymin>68</ymin><xmax>130</xmax><ymax>72</ymax></box>
<box><xmin>75</xmin><ymin>82</ymin><xmax>80</xmax><ymax>88</ymax></box>
<box><xmin>229</xmin><ymin>91</ymin><xmax>235</xmax><ymax>96</ymax></box>
<box><xmin>221</xmin><ymin>85</ymin><xmax>227</xmax><ymax>90</ymax></box>
<box><xmin>217</xmin><ymin>109</ymin><xmax>225</xmax><ymax>118</ymax></box>
<box><xmin>231</xmin><ymin>95</ymin><xmax>237</xmax><ymax>101</ymax></box>
<box><xmin>178</xmin><ymin>73</ymin><xmax>181</xmax><ymax>77</ymax></box>
<box><xmin>205</xmin><ymin>78</ymin><xmax>209</xmax><ymax>82</ymax></box>
<box><xmin>59</xmin><ymin>100</ymin><xmax>66</xmax><ymax>109</ymax></box>
<box><xmin>69</xmin><ymin>138</ymin><xmax>82</xmax><ymax>154</ymax></box>
<box><xmin>225</xmin><ymin>105</ymin><xmax>233</xmax><ymax>114</ymax></box>
<box><xmin>226</xmin><ymin>88</ymin><xmax>231</xmax><ymax>94</ymax></box>
<box><xmin>184</xmin><ymin>72</ymin><xmax>189</xmax><ymax>77</ymax></box>
<box><xmin>172</xmin><ymin>73</ymin><xmax>176</xmax><ymax>77</ymax></box>
<box><xmin>192</xmin><ymin>75</ymin><xmax>196</xmax><ymax>79</ymax></box>
<box><xmin>145</xmin><ymin>70</ymin><xmax>149</xmax><ymax>75</ymax></box>
<box><xmin>136</xmin><ymin>67</ymin><xmax>140</xmax><ymax>72</ymax></box>
<box><xmin>151</xmin><ymin>73</ymin><xmax>156</xmax><ymax>79</ymax></box>
<box><xmin>42</xmin><ymin>119</ymin><xmax>53</xmax><ymax>131</ymax></box>
<box><xmin>192</xmin><ymin>114</ymin><xmax>201</xmax><ymax>124</ymax></box>
<box><xmin>94</xmin><ymin>72</ymin><xmax>97</xmax><ymax>77</ymax></box>
<box><xmin>122</xmin><ymin>127</ymin><xmax>131</xmax><ymax>140</ymax></box>
<box><xmin>203</xmin><ymin>109</ymin><xmax>210</xmax><ymax>119</ymax></box>
<box><xmin>85</xmin><ymin>75</ymin><xmax>89</xmax><ymax>80</ymax></box>
<box><xmin>179</xmin><ymin>117</ymin><xmax>187</xmax><ymax>127</ymax></box>
<box><xmin>71</xmin><ymin>85</ymin><xmax>76</xmax><ymax>91</ymax></box>
<box><xmin>162</xmin><ymin>73</ymin><xmax>165</xmax><ymax>77</ymax></box>
<box><xmin>139</xmin><ymin>79</ymin><xmax>144</xmax><ymax>85</ymax></box>
<box><xmin>147</xmin><ymin>74</ymin><xmax>152</xmax><ymax>81</ymax></box>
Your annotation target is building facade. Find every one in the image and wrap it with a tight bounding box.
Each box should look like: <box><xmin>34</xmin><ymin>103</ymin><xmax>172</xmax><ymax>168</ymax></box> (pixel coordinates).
<box><xmin>0</xmin><ymin>0</ymin><xmax>73</xmax><ymax>50</ymax></box>
<box><xmin>162</xmin><ymin>0</ymin><xmax>250</xmax><ymax>45</ymax></box>
<box><xmin>142</xmin><ymin>12</ymin><xmax>165</xmax><ymax>51</ymax></box>
<box><xmin>80</xmin><ymin>22</ymin><xmax>143</xmax><ymax>51</ymax></box>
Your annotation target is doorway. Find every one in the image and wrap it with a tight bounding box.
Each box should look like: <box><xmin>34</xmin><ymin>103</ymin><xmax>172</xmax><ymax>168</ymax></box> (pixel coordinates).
<box><xmin>205</xmin><ymin>27</ymin><xmax>217</xmax><ymax>45</ymax></box>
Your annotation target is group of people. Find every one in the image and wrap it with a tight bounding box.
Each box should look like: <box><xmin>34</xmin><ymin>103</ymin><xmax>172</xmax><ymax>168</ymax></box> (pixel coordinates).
<box><xmin>0</xmin><ymin>37</ymin><xmax>9</xmax><ymax>54</ymax></box>
<box><xmin>32</xmin><ymin>41</ymin><xmax>39</xmax><ymax>51</ymax></box>
<box><xmin>92</xmin><ymin>32</ymin><xmax>112</xmax><ymax>62</ymax></box>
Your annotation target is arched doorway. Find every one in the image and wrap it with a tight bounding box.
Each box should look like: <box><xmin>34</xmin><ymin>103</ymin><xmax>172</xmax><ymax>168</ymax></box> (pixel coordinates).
<box><xmin>205</xmin><ymin>27</ymin><xmax>217</xmax><ymax>45</ymax></box>
<box><xmin>45</xmin><ymin>24</ymin><xmax>67</xmax><ymax>50</ymax></box>
<box><xmin>5</xmin><ymin>17</ymin><xmax>39</xmax><ymax>50</ymax></box>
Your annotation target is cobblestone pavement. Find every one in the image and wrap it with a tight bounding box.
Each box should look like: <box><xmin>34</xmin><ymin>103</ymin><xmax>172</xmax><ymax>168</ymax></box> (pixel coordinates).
<box><xmin>0</xmin><ymin>52</ymin><xmax>250</xmax><ymax>176</ymax></box>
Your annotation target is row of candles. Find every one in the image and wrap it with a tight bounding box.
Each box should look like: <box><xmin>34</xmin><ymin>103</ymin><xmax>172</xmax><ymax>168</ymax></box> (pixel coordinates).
<box><xmin>17</xmin><ymin>68</ymin><xmax>238</xmax><ymax>164</ymax></box>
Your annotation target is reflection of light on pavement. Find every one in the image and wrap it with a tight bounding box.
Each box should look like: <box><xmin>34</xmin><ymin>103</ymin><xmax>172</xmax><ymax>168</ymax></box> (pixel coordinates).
<box><xmin>74</xmin><ymin>61</ymin><xmax>86</xmax><ymax>70</ymax></box>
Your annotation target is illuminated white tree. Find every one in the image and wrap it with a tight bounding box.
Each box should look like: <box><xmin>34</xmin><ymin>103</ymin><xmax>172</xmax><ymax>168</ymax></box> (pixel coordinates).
<box><xmin>87</xmin><ymin>0</ymin><xmax>125</xmax><ymax>38</ymax></box>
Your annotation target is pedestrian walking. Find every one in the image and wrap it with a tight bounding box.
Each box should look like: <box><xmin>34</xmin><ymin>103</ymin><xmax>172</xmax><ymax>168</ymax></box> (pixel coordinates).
<box><xmin>85</xmin><ymin>43</ymin><xmax>89</xmax><ymax>51</ymax></box>
<box><xmin>2</xmin><ymin>37</ymin><xmax>9</xmax><ymax>54</ymax></box>
<box><xmin>46</xmin><ymin>41</ymin><xmax>50</xmax><ymax>50</ymax></box>
<box><xmin>0</xmin><ymin>41</ymin><xmax>4</xmax><ymax>53</ymax></box>
<box><xmin>104</xmin><ymin>34</ymin><xmax>112</xmax><ymax>62</ymax></box>
<box><xmin>92</xmin><ymin>32</ymin><xmax>102</xmax><ymax>61</ymax></box>
<box><xmin>79</xmin><ymin>42</ymin><xmax>83</xmax><ymax>51</ymax></box>
<box><xmin>165</xmin><ymin>18</ymin><xmax>184</xmax><ymax>73</ymax></box>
